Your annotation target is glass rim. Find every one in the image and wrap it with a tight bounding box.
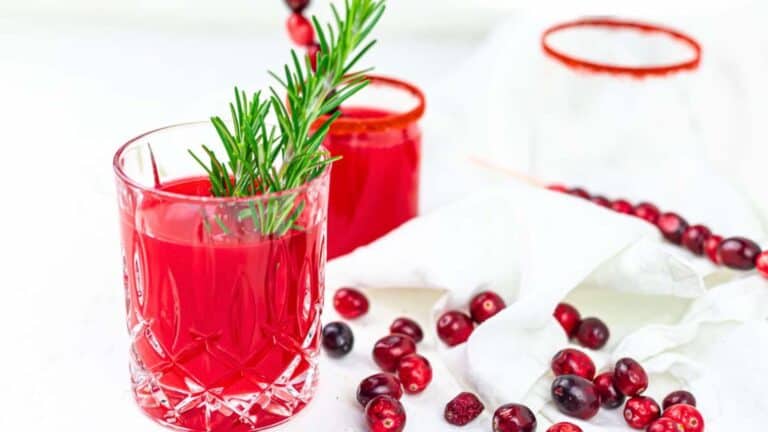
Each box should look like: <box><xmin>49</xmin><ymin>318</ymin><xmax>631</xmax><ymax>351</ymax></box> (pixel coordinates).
<box><xmin>113</xmin><ymin>121</ymin><xmax>331</xmax><ymax>204</ymax></box>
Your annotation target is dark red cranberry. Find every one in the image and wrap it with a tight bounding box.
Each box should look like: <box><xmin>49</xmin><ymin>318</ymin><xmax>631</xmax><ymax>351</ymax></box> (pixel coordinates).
<box><xmin>372</xmin><ymin>334</ymin><xmax>416</xmax><ymax>372</ymax></box>
<box><xmin>662</xmin><ymin>390</ymin><xmax>697</xmax><ymax>410</ymax></box>
<box><xmin>470</xmin><ymin>291</ymin><xmax>506</xmax><ymax>323</ymax></box>
<box><xmin>390</xmin><ymin>317</ymin><xmax>424</xmax><ymax>343</ymax></box>
<box><xmin>611</xmin><ymin>199</ymin><xmax>634</xmax><ymax>214</ymax></box>
<box><xmin>307</xmin><ymin>43</ymin><xmax>320</xmax><ymax>70</ymax></box>
<box><xmin>633</xmin><ymin>202</ymin><xmax>661</xmax><ymax>224</ymax></box>
<box><xmin>757</xmin><ymin>251</ymin><xmax>768</xmax><ymax>278</ymax></box>
<box><xmin>365</xmin><ymin>395</ymin><xmax>406</xmax><ymax>432</ymax></box>
<box><xmin>286</xmin><ymin>13</ymin><xmax>315</xmax><ymax>46</ymax></box>
<box><xmin>444</xmin><ymin>392</ymin><xmax>484</xmax><ymax>426</ymax></box>
<box><xmin>575</xmin><ymin>317</ymin><xmax>610</xmax><ymax>350</ymax></box>
<box><xmin>357</xmin><ymin>373</ymin><xmax>403</xmax><ymax>407</ymax></box>
<box><xmin>657</xmin><ymin>212</ymin><xmax>689</xmax><ymax>244</ymax></box>
<box><xmin>548</xmin><ymin>184</ymin><xmax>568</xmax><ymax>193</ymax></box>
<box><xmin>591</xmin><ymin>196</ymin><xmax>612</xmax><ymax>208</ymax></box>
<box><xmin>436</xmin><ymin>310</ymin><xmax>474</xmax><ymax>346</ymax></box>
<box><xmin>321</xmin><ymin>322</ymin><xmax>353</xmax><ymax>358</ymax></box>
<box><xmin>553</xmin><ymin>303</ymin><xmax>581</xmax><ymax>338</ymax></box>
<box><xmin>717</xmin><ymin>237</ymin><xmax>762</xmax><ymax>270</ymax></box>
<box><xmin>551</xmin><ymin>375</ymin><xmax>601</xmax><ymax>420</ymax></box>
<box><xmin>333</xmin><ymin>287</ymin><xmax>369</xmax><ymax>319</ymax></box>
<box><xmin>568</xmin><ymin>187</ymin><xmax>591</xmax><ymax>200</ymax></box>
<box><xmin>492</xmin><ymin>403</ymin><xmax>537</xmax><ymax>432</ymax></box>
<box><xmin>647</xmin><ymin>418</ymin><xmax>686</xmax><ymax>432</ymax></box>
<box><xmin>284</xmin><ymin>0</ymin><xmax>310</xmax><ymax>13</ymax></box>
<box><xmin>396</xmin><ymin>354</ymin><xmax>432</xmax><ymax>394</ymax></box>
<box><xmin>704</xmin><ymin>234</ymin><xmax>723</xmax><ymax>264</ymax></box>
<box><xmin>662</xmin><ymin>404</ymin><xmax>704</xmax><ymax>432</ymax></box>
<box><xmin>681</xmin><ymin>225</ymin><xmax>712</xmax><ymax>256</ymax></box>
<box><xmin>547</xmin><ymin>423</ymin><xmax>583</xmax><ymax>432</ymax></box>
<box><xmin>614</xmin><ymin>358</ymin><xmax>648</xmax><ymax>396</ymax></box>
<box><xmin>624</xmin><ymin>396</ymin><xmax>661</xmax><ymax>429</ymax></box>
<box><xmin>551</xmin><ymin>349</ymin><xmax>596</xmax><ymax>380</ymax></box>
<box><xmin>593</xmin><ymin>371</ymin><xmax>625</xmax><ymax>409</ymax></box>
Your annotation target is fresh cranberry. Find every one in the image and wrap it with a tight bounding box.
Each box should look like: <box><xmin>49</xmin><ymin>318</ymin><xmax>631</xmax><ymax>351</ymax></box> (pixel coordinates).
<box><xmin>321</xmin><ymin>322</ymin><xmax>354</xmax><ymax>358</ymax></box>
<box><xmin>284</xmin><ymin>0</ymin><xmax>310</xmax><ymax>13</ymax></box>
<box><xmin>436</xmin><ymin>310</ymin><xmax>474</xmax><ymax>346</ymax></box>
<box><xmin>663</xmin><ymin>404</ymin><xmax>704</xmax><ymax>432</ymax></box>
<box><xmin>286</xmin><ymin>13</ymin><xmax>315</xmax><ymax>46</ymax></box>
<box><xmin>657</xmin><ymin>212</ymin><xmax>689</xmax><ymax>245</ymax></box>
<box><xmin>372</xmin><ymin>334</ymin><xmax>417</xmax><ymax>372</ymax></box>
<box><xmin>624</xmin><ymin>396</ymin><xmax>661</xmax><ymax>429</ymax></box>
<box><xmin>307</xmin><ymin>43</ymin><xmax>320</xmax><ymax>70</ymax></box>
<box><xmin>704</xmin><ymin>234</ymin><xmax>723</xmax><ymax>264</ymax></box>
<box><xmin>568</xmin><ymin>187</ymin><xmax>591</xmax><ymax>200</ymax></box>
<box><xmin>682</xmin><ymin>225</ymin><xmax>712</xmax><ymax>256</ymax></box>
<box><xmin>357</xmin><ymin>373</ymin><xmax>403</xmax><ymax>407</ymax></box>
<box><xmin>718</xmin><ymin>237</ymin><xmax>762</xmax><ymax>270</ymax></box>
<box><xmin>333</xmin><ymin>287</ymin><xmax>369</xmax><ymax>319</ymax></box>
<box><xmin>444</xmin><ymin>392</ymin><xmax>484</xmax><ymax>426</ymax></box>
<box><xmin>548</xmin><ymin>184</ymin><xmax>569</xmax><ymax>193</ymax></box>
<box><xmin>612</xmin><ymin>199</ymin><xmax>634</xmax><ymax>214</ymax></box>
<box><xmin>592</xmin><ymin>196</ymin><xmax>612</xmax><ymax>208</ymax></box>
<box><xmin>633</xmin><ymin>202</ymin><xmax>661</xmax><ymax>224</ymax></box>
<box><xmin>575</xmin><ymin>317</ymin><xmax>610</xmax><ymax>349</ymax></box>
<box><xmin>396</xmin><ymin>354</ymin><xmax>432</xmax><ymax>394</ymax></box>
<box><xmin>551</xmin><ymin>375</ymin><xmax>601</xmax><ymax>420</ymax></box>
<box><xmin>757</xmin><ymin>251</ymin><xmax>768</xmax><ymax>278</ymax></box>
<box><xmin>647</xmin><ymin>417</ymin><xmax>685</xmax><ymax>432</ymax></box>
<box><xmin>390</xmin><ymin>317</ymin><xmax>424</xmax><ymax>343</ymax></box>
<box><xmin>593</xmin><ymin>371</ymin><xmax>625</xmax><ymax>409</ymax></box>
<box><xmin>662</xmin><ymin>390</ymin><xmax>697</xmax><ymax>410</ymax></box>
<box><xmin>470</xmin><ymin>291</ymin><xmax>506</xmax><ymax>323</ymax></box>
<box><xmin>614</xmin><ymin>358</ymin><xmax>648</xmax><ymax>396</ymax></box>
<box><xmin>365</xmin><ymin>395</ymin><xmax>406</xmax><ymax>432</ymax></box>
<box><xmin>553</xmin><ymin>303</ymin><xmax>581</xmax><ymax>338</ymax></box>
<box><xmin>547</xmin><ymin>423</ymin><xmax>583</xmax><ymax>432</ymax></box>
<box><xmin>551</xmin><ymin>349</ymin><xmax>596</xmax><ymax>380</ymax></box>
<box><xmin>492</xmin><ymin>403</ymin><xmax>537</xmax><ymax>432</ymax></box>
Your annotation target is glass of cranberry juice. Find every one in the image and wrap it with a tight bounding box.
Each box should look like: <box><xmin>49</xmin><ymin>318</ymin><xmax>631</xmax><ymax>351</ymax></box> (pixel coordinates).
<box><xmin>113</xmin><ymin>122</ymin><xmax>329</xmax><ymax>431</ymax></box>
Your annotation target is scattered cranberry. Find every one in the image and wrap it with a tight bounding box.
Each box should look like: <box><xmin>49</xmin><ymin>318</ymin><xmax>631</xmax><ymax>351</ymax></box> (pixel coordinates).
<box><xmin>553</xmin><ymin>303</ymin><xmax>581</xmax><ymax>338</ymax></box>
<box><xmin>357</xmin><ymin>373</ymin><xmax>403</xmax><ymax>407</ymax></box>
<box><xmin>633</xmin><ymin>202</ymin><xmax>661</xmax><ymax>224</ymax></box>
<box><xmin>624</xmin><ymin>396</ymin><xmax>661</xmax><ymax>429</ymax></box>
<box><xmin>614</xmin><ymin>358</ymin><xmax>648</xmax><ymax>396</ymax></box>
<box><xmin>547</xmin><ymin>423</ymin><xmax>583</xmax><ymax>432</ymax></box>
<box><xmin>333</xmin><ymin>287</ymin><xmax>369</xmax><ymax>319</ymax></box>
<box><xmin>551</xmin><ymin>349</ymin><xmax>596</xmax><ymax>380</ymax></box>
<box><xmin>548</xmin><ymin>184</ymin><xmax>569</xmax><ymax>193</ymax></box>
<box><xmin>575</xmin><ymin>317</ymin><xmax>610</xmax><ymax>350</ymax></box>
<box><xmin>551</xmin><ymin>375</ymin><xmax>601</xmax><ymax>420</ymax></box>
<box><xmin>718</xmin><ymin>237</ymin><xmax>762</xmax><ymax>270</ymax></box>
<box><xmin>704</xmin><ymin>234</ymin><xmax>723</xmax><ymax>264</ymax></box>
<box><xmin>372</xmin><ymin>334</ymin><xmax>417</xmax><ymax>372</ymax></box>
<box><xmin>568</xmin><ymin>187</ymin><xmax>591</xmax><ymax>200</ymax></box>
<box><xmin>321</xmin><ymin>322</ymin><xmax>354</xmax><ymax>358</ymax></box>
<box><xmin>591</xmin><ymin>196</ymin><xmax>611</xmax><ymax>208</ymax></box>
<box><xmin>593</xmin><ymin>371</ymin><xmax>625</xmax><ymax>409</ymax></box>
<box><xmin>657</xmin><ymin>212</ymin><xmax>689</xmax><ymax>245</ymax></box>
<box><xmin>284</xmin><ymin>0</ymin><xmax>310</xmax><ymax>13</ymax></box>
<box><xmin>663</xmin><ymin>404</ymin><xmax>704</xmax><ymax>432</ymax></box>
<box><xmin>365</xmin><ymin>395</ymin><xmax>406</xmax><ymax>432</ymax></box>
<box><xmin>307</xmin><ymin>43</ymin><xmax>320</xmax><ymax>70</ymax></box>
<box><xmin>390</xmin><ymin>317</ymin><xmax>424</xmax><ymax>343</ymax></box>
<box><xmin>647</xmin><ymin>417</ymin><xmax>686</xmax><ymax>432</ymax></box>
<box><xmin>757</xmin><ymin>251</ymin><xmax>768</xmax><ymax>278</ymax></box>
<box><xmin>396</xmin><ymin>354</ymin><xmax>432</xmax><ymax>394</ymax></box>
<box><xmin>611</xmin><ymin>199</ymin><xmax>634</xmax><ymax>214</ymax></box>
<box><xmin>286</xmin><ymin>13</ymin><xmax>315</xmax><ymax>46</ymax></box>
<box><xmin>470</xmin><ymin>291</ymin><xmax>506</xmax><ymax>323</ymax></box>
<box><xmin>444</xmin><ymin>392</ymin><xmax>484</xmax><ymax>426</ymax></box>
<box><xmin>492</xmin><ymin>403</ymin><xmax>537</xmax><ymax>432</ymax></box>
<box><xmin>436</xmin><ymin>310</ymin><xmax>474</xmax><ymax>346</ymax></box>
<box><xmin>662</xmin><ymin>390</ymin><xmax>697</xmax><ymax>410</ymax></box>
<box><xmin>681</xmin><ymin>225</ymin><xmax>712</xmax><ymax>256</ymax></box>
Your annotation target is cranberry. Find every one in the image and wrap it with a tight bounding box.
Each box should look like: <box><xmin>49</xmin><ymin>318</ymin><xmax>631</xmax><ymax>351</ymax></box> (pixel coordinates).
<box><xmin>396</xmin><ymin>354</ymin><xmax>432</xmax><ymax>394</ymax></box>
<box><xmin>551</xmin><ymin>349</ymin><xmax>596</xmax><ymax>380</ymax></box>
<box><xmin>307</xmin><ymin>43</ymin><xmax>320</xmax><ymax>70</ymax></box>
<box><xmin>575</xmin><ymin>317</ymin><xmax>610</xmax><ymax>350</ymax></box>
<box><xmin>372</xmin><ymin>334</ymin><xmax>417</xmax><ymax>372</ymax></box>
<box><xmin>681</xmin><ymin>225</ymin><xmax>712</xmax><ymax>256</ymax></box>
<box><xmin>321</xmin><ymin>322</ymin><xmax>354</xmax><ymax>358</ymax></box>
<box><xmin>286</xmin><ymin>13</ymin><xmax>315</xmax><ymax>46</ymax></box>
<box><xmin>593</xmin><ymin>371</ymin><xmax>625</xmax><ymax>409</ymax></box>
<box><xmin>436</xmin><ymin>310</ymin><xmax>474</xmax><ymax>346</ymax></box>
<box><xmin>492</xmin><ymin>403</ymin><xmax>537</xmax><ymax>432</ymax></box>
<box><xmin>612</xmin><ymin>199</ymin><xmax>634</xmax><ymax>214</ymax></box>
<box><xmin>633</xmin><ymin>202</ymin><xmax>661</xmax><ymax>224</ymax></box>
<box><xmin>284</xmin><ymin>0</ymin><xmax>310</xmax><ymax>13</ymax></box>
<box><xmin>647</xmin><ymin>418</ymin><xmax>686</xmax><ymax>432</ymax></box>
<box><xmin>718</xmin><ymin>236</ymin><xmax>762</xmax><ymax>270</ymax></box>
<box><xmin>547</xmin><ymin>423</ymin><xmax>583</xmax><ymax>432</ymax></box>
<box><xmin>624</xmin><ymin>396</ymin><xmax>661</xmax><ymax>429</ymax></box>
<box><xmin>357</xmin><ymin>373</ymin><xmax>403</xmax><ymax>407</ymax></box>
<box><xmin>663</xmin><ymin>404</ymin><xmax>704</xmax><ymax>432</ymax></box>
<box><xmin>444</xmin><ymin>392</ymin><xmax>484</xmax><ymax>426</ymax></box>
<box><xmin>614</xmin><ymin>358</ymin><xmax>648</xmax><ymax>396</ymax></box>
<box><xmin>657</xmin><ymin>212</ymin><xmax>689</xmax><ymax>244</ymax></box>
<box><xmin>662</xmin><ymin>390</ymin><xmax>697</xmax><ymax>410</ymax></box>
<box><xmin>704</xmin><ymin>234</ymin><xmax>723</xmax><ymax>264</ymax></box>
<box><xmin>548</xmin><ymin>184</ymin><xmax>569</xmax><ymax>193</ymax></box>
<box><xmin>551</xmin><ymin>375</ymin><xmax>601</xmax><ymax>420</ymax></box>
<box><xmin>365</xmin><ymin>395</ymin><xmax>406</xmax><ymax>432</ymax></box>
<box><xmin>470</xmin><ymin>291</ymin><xmax>506</xmax><ymax>323</ymax></box>
<box><xmin>757</xmin><ymin>251</ymin><xmax>768</xmax><ymax>278</ymax></box>
<box><xmin>390</xmin><ymin>317</ymin><xmax>424</xmax><ymax>343</ymax></box>
<box><xmin>568</xmin><ymin>187</ymin><xmax>591</xmax><ymax>200</ymax></box>
<box><xmin>592</xmin><ymin>195</ymin><xmax>612</xmax><ymax>208</ymax></box>
<box><xmin>333</xmin><ymin>287</ymin><xmax>369</xmax><ymax>319</ymax></box>
<box><xmin>553</xmin><ymin>303</ymin><xmax>581</xmax><ymax>338</ymax></box>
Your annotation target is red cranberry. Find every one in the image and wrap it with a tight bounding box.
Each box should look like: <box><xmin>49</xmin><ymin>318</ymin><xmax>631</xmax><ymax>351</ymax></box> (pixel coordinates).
<box><xmin>390</xmin><ymin>317</ymin><xmax>424</xmax><ymax>343</ymax></box>
<box><xmin>547</xmin><ymin>423</ymin><xmax>583</xmax><ymax>432</ymax></box>
<box><xmin>593</xmin><ymin>371</ymin><xmax>625</xmax><ymax>409</ymax></box>
<box><xmin>624</xmin><ymin>396</ymin><xmax>661</xmax><ymax>429</ymax></box>
<box><xmin>553</xmin><ymin>303</ymin><xmax>581</xmax><ymax>338</ymax></box>
<box><xmin>286</xmin><ymin>13</ymin><xmax>315</xmax><ymax>46</ymax></box>
<box><xmin>470</xmin><ymin>291</ymin><xmax>506</xmax><ymax>323</ymax></box>
<box><xmin>492</xmin><ymin>403</ymin><xmax>537</xmax><ymax>432</ymax></box>
<box><xmin>333</xmin><ymin>287</ymin><xmax>369</xmax><ymax>319</ymax></box>
<box><xmin>568</xmin><ymin>187</ymin><xmax>591</xmax><ymax>200</ymax></box>
<box><xmin>548</xmin><ymin>184</ymin><xmax>569</xmax><ymax>193</ymax></box>
<box><xmin>614</xmin><ymin>358</ymin><xmax>648</xmax><ymax>396</ymax></box>
<box><xmin>757</xmin><ymin>251</ymin><xmax>768</xmax><ymax>278</ymax></box>
<box><xmin>396</xmin><ymin>354</ymin><xmax>432</xmax><ymax>394</ymax></box>
<box><xmin>307</xmin><ymin>43</ymin><xmax>320</xmax><ymax>70</ymax></box>
<box><xmin>633</xmin><ymin>202</ymin><xmax>661</xmax><ymax>224</ymax></box>
<box><xmin>657</xmin><ymin>212</ymin><xmax>689</xmax><ymax>244</ymax></box>
<box><xmin>372</xmin><ymin>334</ymin><xmax>417</xmax><ymax>372</ymax></box>
<box><xmin>551</xmin><ymin>349</ymin><xmax>596</xmax><ymax>380</ymax></box>
<box><xmin>681</xmin><ymin>225</ymin><xmax>712</xmax><ymax>256</ymax></box>
<box><xmin>611</xmin><ymin>199</ymin><xmax>634</xmax><ymax>214</ymax></box>
<box><xmin>718</xmin><ymin>236</ymin><xmax>762</xmax><ymax>270</ymax></box>
<box><xmin>551</xmin><ymin>375</ymin><xmax>601</xmax><ymax>420</ymax></box>
<box><xmin>575</xmin><ymin>317</ymin><xmax>610</xmax><ymax>350</ymax></box>
<box><xmin>704</xmin><ymin>234</ymin><xmax>723</xmax><ymax>264</ymax></box>
<box><xmin>444</xmin><ymin>392</ymin><xmax>484</xmax><ymax>426</ymax></box>
<box><xmin>436</xmin><ymin>310</ymin><xmax>474</xmax><ymax>346</ymax></box>
<box><xmin>591</xmin><ymin>195</ymin><xmax>612</xmax><ymax>208</ymax></box>
<box><xmin>662</xmin><ymin>390</ymin><xmax>697</xmax><ymax>410</ymax></box>
<box><xmin>321</xmin><ymin>322</ymin><xmax>354</xmax><ymax>358</ymax></box>
<box><xmin>357</xmin><ymin>373</ymin><xmax>403</xmax><ymax>407</ymax></box>
<box><xmin>365</xmin><ymin>395</ymin><xmax>406</xmax><ymax>432</ymax></box>
<box><xmin>284</xmin><ymin>0</ymin><xmax>310</xmax><ymax>13</ymax></box>
<box><xmin>663</xmin><ymin>404</ymin><xmax>704</xmax><ymax>432</ymax></box>
<box><xmin>647</xmin><ymin>418</ymin><xmax>686</xmax><ymax>432</ymax></box>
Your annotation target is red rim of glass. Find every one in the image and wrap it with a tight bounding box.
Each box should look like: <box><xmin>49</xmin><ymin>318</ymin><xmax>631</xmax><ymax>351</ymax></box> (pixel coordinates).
<box><xmin>541</xmin><ymin>18</ymin><xmax>702</xmax><ymax>77</ymax></box>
